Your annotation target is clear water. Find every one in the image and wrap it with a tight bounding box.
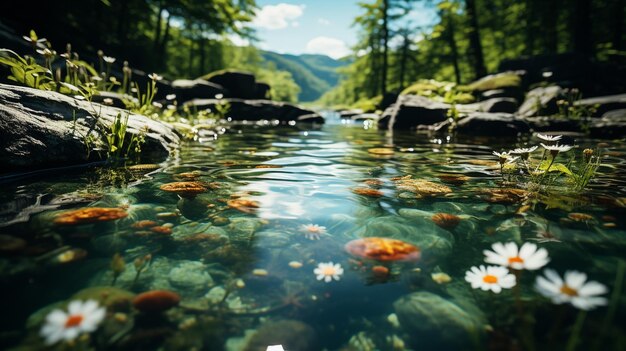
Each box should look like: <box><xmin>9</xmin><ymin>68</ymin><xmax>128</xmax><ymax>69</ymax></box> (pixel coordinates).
<box><xmin>1</xmin><ymin>123</ymin><xmax>625</xmax><ymax>350</ymax></box>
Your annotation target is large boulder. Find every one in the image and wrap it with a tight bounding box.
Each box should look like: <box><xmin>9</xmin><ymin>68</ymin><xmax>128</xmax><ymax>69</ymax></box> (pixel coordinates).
<box><xmin>516</xmin><ymin>85</ymin><xmax>564</xmax><ymax>117</ymax></box>
<box><xmin>379</xmin><ymin>95</ymin><xmax>450</xmax><ymax>129</ymax></box>
<box><xmin>171</xmin><ymin>79</ymin><xmax>227</xmax><ymax>103</ymax></box>
<box><xmin>393</xmin><ymin>292</ymin><xmax>484</xmax><ymax>350</ymax></box>
<box><xmin>589</xmin><ymin>112</ymin><xmax>626</xmax><ymax>138</ymax></box>
<box><xmin>479</xmin><ymin>97</ymin><xmax>518</xmax><ymax>113</ymax></box>
<box><xmin>203</xmin><ymin>70</ymin><xmax>258</xmax><ymax>99</ymax></box>
<box><xmin>0</xmin><ymin>83</ymin><xmax>179</xmax><ymax>173</ymax></box>
<box><xmin>184</xmin><ymin>98</ymin><xmax>324</xmax><ymax>124</ymax></box>
<box><xmin>255</xmin><ymin>82</ymin><xmax>271</xmax><ymax>100</ymax></box>
<box><xmin>575</xmin><ymin>93</ymin><xmax>626</xmax><ymax>117</ymax></box>
<box><xmin>525</xmin><ymin>116</ymin><xmax>581</xmax><ymax>132</ymax></box>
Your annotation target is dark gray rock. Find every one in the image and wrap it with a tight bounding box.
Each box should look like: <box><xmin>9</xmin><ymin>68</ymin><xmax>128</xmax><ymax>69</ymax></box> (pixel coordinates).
<box><xmin>480</xmin><ymin>97</ymin><xmax>518</xmax><ymax>113</ymax></box>
<box><xmin>517</xmin><ymin>85</ymin><xmax>564</xmax><ymax>117</ymax></box>
<box><xmin>379</xmin><ymin>95</ymin><xmax>450</xmax><ymax>129</ymax></box>
<box><xmin>394</xmin><ymin>292</ymin><xmax>484</xmax><ymax>350</ymax></box>
<box><xmin>184</xmin><ymin>98</ymin><xmax>324</xmax><ymax>124</ymax></box>
<box><xmin>575</xmin><ymin>94</ymin><xmax>626</xmax><ymax>117</ymax></box>
<box><xmin>204</xmin><ymin>70</ymin><xmax>258</xmax><ymax>99</ymax></box>
<box><xmin>255</xmin><ymin>82</ymin><xmax>271</xmax><ymax>100</ymax></box>
<box><xmin>171</xmin><ymin>79</ymin><xmax>227</xmax><ymax>103</ymax></box>
<box><xmin>525</xmin><ymin>116</ymin><xmax>581</xmax><ymax>132</ymax></box>
<box><xmin>338</xmin><ymin>109</ymin><xmax>364</xmax><ymax>119</ymax></box>
<box><xmin>480</xmin><ymin>87</ymin><xmax>523</xmax><ymax>101</ymax></box>
<box><xmin>0</xmin><ymin>83</ymin><xmax>179</xmax><ymax>173</ymax></box>
<box><xmin>589</xmin><ymin>118</ymin><xmax>626</xmax><ymax>139</ymax></box>
<box><xmin>453</xmin><ymin>112</ymin><xmax>530</xmax><ymax>136</ymax></box>
<box><xmin>601</xmin><ymin>109</ymin><xmax>626</xmax><ymax>121</ymax></box>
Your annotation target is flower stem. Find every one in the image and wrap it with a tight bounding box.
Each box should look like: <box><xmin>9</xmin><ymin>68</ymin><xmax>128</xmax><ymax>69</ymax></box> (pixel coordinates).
<box><xmin>565</xmin><ymin>310</ymin><xmax>587</xmax><ymax>351</ymax></box>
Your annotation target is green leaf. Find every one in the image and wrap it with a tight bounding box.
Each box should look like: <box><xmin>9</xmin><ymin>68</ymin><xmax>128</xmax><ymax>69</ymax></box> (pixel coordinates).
<box><xmin>538</xmin><ymin>161</ymin><xmax>573</xmax><ymax>176</ymax></box>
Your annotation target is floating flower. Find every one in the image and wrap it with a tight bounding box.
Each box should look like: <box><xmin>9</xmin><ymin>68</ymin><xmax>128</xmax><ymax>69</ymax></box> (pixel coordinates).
<box><xmin>314</xmin><ymin>262</ymin><xmax>344</xmax><ymax>282</ymax></box>
<box><xmin>492</xmin><ymin>151</ymin><xmax>510</xmax><ymax>163</ymax></box>
<box><xmin>465</xmin><ymin>265</ymin><xmax>516</xmax><ymax>293</ymax></box>
<box><xmin>40</xmin><ymin>300</ymin><xmax>106</xmax><ymax>345</ymax></box>
<box><xmin>537</xmin><ymin>133</ymin><xmax>562</xmax><ymax>142</ymax></box>
<box><xmin>299</xmin><ymin>224</ymin><xmax>327</xmax><ymax>240</ymax></box>
<box><xmin>535</xmin><ymin>270</ymin><xmax>608</xmax><ymax>310</ymax></box>
<box><xmin>483</xmin><ymin>242</ymin><xmax>549</xmax><ymax>270</ymax></box>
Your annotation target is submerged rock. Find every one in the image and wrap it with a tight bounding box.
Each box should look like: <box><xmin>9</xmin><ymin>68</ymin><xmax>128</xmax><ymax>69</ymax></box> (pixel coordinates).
<box><xmin>516</xmin><ymin>85</ymin><xmax>563</xmax><ymax>117</ymax></box>
<box><xmin>379</xmin><ymin>95</ymin><xmax>449</xmax><ymax>129</ymax></box>
<box><xmin>0</xmin><ymin>83</ymin><xmax>179</xmax><ymax>173</ymax></box>
<box><xmin>393</xmin><ymin>292</ymin><xmax>484</xmax><ymax>350</ymax></box>
<box><xmin>171</xmin><ymin>78</ymin><xmax>226</xmax><ymax>103</ymax></box>
<box><xmin>244</xmin><ymin>319</ymin><xmax>318</xmax><ymax>351</ymax></box>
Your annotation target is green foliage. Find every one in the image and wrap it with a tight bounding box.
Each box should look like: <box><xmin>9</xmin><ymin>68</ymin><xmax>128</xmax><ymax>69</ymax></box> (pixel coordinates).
<box><xmin>461</xmin><ymin>72</ymin><xmax>521</xmax><ymax>91</ymax></box>
<box><xmin>261</xmin><ymin>51</ymin><xmax>347</xmax><ymax>102</ymax></box>
<box><xmin>104</xmin><ymin>112</ymin><xmax>146</xmax><ymax>160</ymax></box>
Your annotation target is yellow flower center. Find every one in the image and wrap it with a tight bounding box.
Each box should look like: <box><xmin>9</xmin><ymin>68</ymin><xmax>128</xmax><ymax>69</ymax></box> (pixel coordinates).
<box><xmin>483</xmin><ymin>274</ymin><xmax>498</xmax><ymax>284</ymax></box>
<box><xmin>322</xmin><ymin>267</ymin><xmax>336</xmax><ymax>275</ymax></box>
<box><xmin>508</xmin><ymin>256</ymin><xmax>524</xmax><ymax>264</ymax></box>
<box><xmin>560</xmin><ymin>284</ymin><xmax>578</xmax><ymax>297</ymax></box>
<box><xmin>65</xmin><ymin>314</ymin><xmax>83</xmax><ymax>328</ymax></box>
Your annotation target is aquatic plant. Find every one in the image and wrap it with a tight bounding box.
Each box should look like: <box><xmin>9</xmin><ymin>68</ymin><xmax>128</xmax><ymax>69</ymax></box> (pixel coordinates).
<box><xmin>483</xmin><ymin>242</ymin><xmax>549</xmax><ymax>271</ymax></box>
<box><xmin>464</xmin><ymin>265</ymin><xmax>516</xmax><ymax>293</ymax></box>
<box><xmin>110</xmin><ymin>253</ymin><xmax>126</xmax><ymax>286</ymax></box>
<box><xmin>313</xmin><ymin>262</ymin><xmax>344</xmax><ymax>282</ymax></box>
<box><xmin>493</xmin><ymin>134</ymin><xmax>602</xmax><ymax>195</ymax></box>
<box><xmin>40</xmin><ymin>300</ymin><xmax>106</xmax><ymax>345</ymax></box>
<box><xmin>535</xmin><ymin>270</ymin><xmax>608</xmax><ymax>310</ymax></box>
<box><xmin>556</xmin><ymin>88</ymin><xmax>598</xmax><ymax>132</ymax></box>
<box><xmin>299</xmin><ymin>224</ymin><xmax>327</xmax><ymax>240</ymax></box>
<box><xmin>104</xmin><ymin>112</ymin><xmax>147</xmax><ymax>160</ymax></box>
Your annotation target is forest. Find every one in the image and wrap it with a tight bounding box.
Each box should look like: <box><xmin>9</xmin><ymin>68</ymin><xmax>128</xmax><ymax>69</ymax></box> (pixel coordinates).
<box><xmin>1</xmin><ymin>0</ymin><xmax>624</xmax><ymax>107</ymax></box>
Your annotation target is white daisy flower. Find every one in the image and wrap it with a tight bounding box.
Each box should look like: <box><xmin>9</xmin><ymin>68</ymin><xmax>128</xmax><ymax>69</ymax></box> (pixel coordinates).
<box><xmin>103</xmin><ymin>56</ymin><xmax>116</xmax><ymax>64</ymax></box>
<box><xmin>537</xmin><ymin>133</ymin><xmax>562</xmax><ymax>142</ymax></box>
<box><xmin>300</xmin><ymin>224</ymin><xmax>327</xmax><ymax>240</ymax></box>
<box><xmin>535</xmin><ymin>269</ymin><xmax>608</xmax><ymax>310</ymax></box>
<box><xmin>510</xmin><ymin>146</ymin><xmax>538</xmax><ymax>154</ymax></box>
<box><xmin>465</xmin><ymin>265</ymin><xmax>516</xmax><ymax>293</ymax></box>
<box><xmin>540</xmin><ymin>143</ymin><xmax>574</xmax><ymax>153</ymax></box>
<box><xmin>484</xmin><ymin>242</ymin><xmax>550</xmax><ymax>270</ymax></box>
<box><xmin>40</xmin><ymin>300</ymin><xmax>106</xmax><ymax>345</ymax></box>
<box><xmin>314</xmin><ymin>262</ymin><xmax>344</xmax><ymax>282</ymax></box>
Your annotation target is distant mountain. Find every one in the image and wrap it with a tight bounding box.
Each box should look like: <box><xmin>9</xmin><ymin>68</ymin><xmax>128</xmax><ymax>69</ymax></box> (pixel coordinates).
<box><xmin>261</xmin><ymin>51</ymin><xmax>348</xmax><ymax>102</ymax></box>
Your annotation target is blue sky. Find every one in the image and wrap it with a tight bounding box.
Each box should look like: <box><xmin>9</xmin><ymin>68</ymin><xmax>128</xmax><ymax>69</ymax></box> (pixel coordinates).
<box><xmin>246</xmin><ymin>0</ymin><xmax>439</xmax><ymax>58</ymax></box>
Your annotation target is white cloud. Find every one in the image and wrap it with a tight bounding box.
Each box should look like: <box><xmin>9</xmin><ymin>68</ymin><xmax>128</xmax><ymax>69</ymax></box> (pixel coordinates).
<box><xmin>317</xmin><ymin>18</ymin><xmax>331</xmax><ymax>26</ymax></box>
<box><xmin>252</xmin><ymin>3</ymin><xmax>305</xmax><ymax>30</ymax></box>
<box><xmin>227</xmin><ymin>34</ymin><xmax>250</xmax><ymax>47</ymax></box>
<box><xmin>305</xmin><ymin>36</ymin><xmax>350</xmax><ymax>59</ymax></box>
<box><xmin>292</xmin><ymin>21</ymin><xmax>300</xmax><ymax>27</ymax></box>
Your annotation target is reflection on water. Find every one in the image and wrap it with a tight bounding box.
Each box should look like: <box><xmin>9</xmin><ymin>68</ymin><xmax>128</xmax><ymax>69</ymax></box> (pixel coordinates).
<box><xmin>0</xmin><ymin>124</ymin><xmax>625</xmax><ymax>350</ymax></box>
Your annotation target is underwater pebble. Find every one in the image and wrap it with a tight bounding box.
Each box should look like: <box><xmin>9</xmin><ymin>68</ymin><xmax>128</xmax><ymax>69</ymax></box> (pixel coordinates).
<box><xmin>162</xmin><ymin>222</ymin><xmax>174</xmax><ymax>228</ymax></box>
<box><xmin>235</xmin><ymin>279</ymin><xmax>245</xmax><ymax>288</ymax></box>
<box><xmin>205</xmin><ymin>286</ymin><xmax>227</xmax><ymax>304</ymax></box>
<box><xmin>431</xmin><ymin>272</ymin><xmax>452</xmax><ymax>284</ymax></box>
<box><xmin>179</xmin><ymin>317</ymin><xmax>197</xmax><ymax>330</ymax></box>
<box><xmin>252</xmin><ymin>269</ymin><xmax>268</xmax><ymax>277</ymax></box>
<box><xmin>603</xmin><ymin>223</ymin><xmax>617</xmax><ymax>228</ymax></box>
<box><xmin>157</xmin><ymin>212</ymin><xmax>179</xmax><ymax>219</ymax></box>
<box><xmin>387</xmin><ymin>313</ymin><xmax>400</xmax><ymax>328</ymax></box>
<box><xmin>113</xmin><ymin>312</ymin><xmax>128</xmax><ymax>323</ymax></box>
<box><xmin>288</xmin><ymin>261</ymin><xmax>303</xmax><ymax>269</ymax></box>
<box><xmin>154</xmin><ymin>206</ymin><xmax>167</xmax><ymax>212</ymax></box>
